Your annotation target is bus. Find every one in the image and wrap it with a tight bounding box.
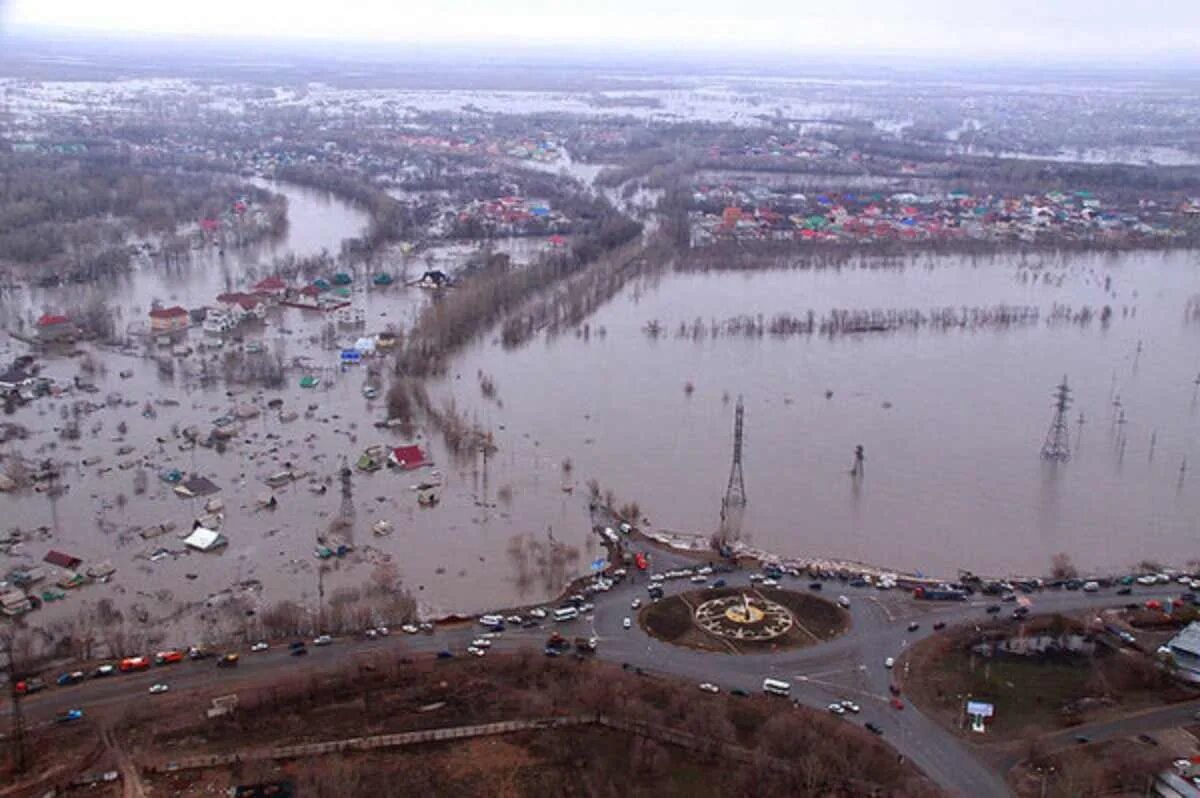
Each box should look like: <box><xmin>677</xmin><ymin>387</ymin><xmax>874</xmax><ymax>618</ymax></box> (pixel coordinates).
<box><xmin>762</xmin><ymin>678</ymin><xmax>791</xmax><ymax>697</ymax></box>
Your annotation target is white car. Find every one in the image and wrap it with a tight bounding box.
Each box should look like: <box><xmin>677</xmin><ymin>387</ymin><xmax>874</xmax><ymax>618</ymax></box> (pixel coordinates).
<box><xmin>650</xmin><ymin>573</ymin><xmax>665</xmax><ymax>583</ymax></box>
<box><xmin>506</xmin><ymin>615</ymin><xmax>523</xmax><ymax>625</ymax></box>
<box><xmin>623</xmin><ymin>617</ymin><xmax>632</xmax><ymax>630</ymax></box>
<box><xmin>698</xmin><ymin>683</ymin><xmax>720</xmax><ymax>694</ymax></box>
<box><xmin>828</xmin><ymin>703</ymin><xmax>846</xmax><ymax>715</ymax></box>
<box><xmin>840</xmin><ymin>700</ymin><xmax>861</xmax><ymax>713</ymax></box>
<box><xmin>528</xmin><ymin>608</ymin><xmax>547</xmax><ymax>619</ymax></box>
<box><xmin>630</xmin><ymin>598</ymin><xmax>642</xmax><ymax>610</ymax></box>
<box><xmin>698</xmin><ymin>566</ymin><xmax>713</xmax><ymax>576</ymax></box>
<box><xmin>1136</xmin><ymin>575</ymin><xmax>1156</xmax><ymax>585</ymax></box>
<box><xmin>466</xmin><ymin>646</ymin><xmax>486</xmax><ymax>657</ymax></box>
<box><xmin>479</xmin><ymin>614</ymin><xmax>504</xmax><ymax>627</ymax></box>
<box><xmin>471</xmin><ymin>638</ymin><xmax>492</xmax><ymax>649</ymax></box>
<box><xmin>313</xmin><ymin>635</ymin><xmax>333</xmax><ymax>646</ymax></box>
<box><xmin>377</xmin><ymin>626</ymin><xmax>390</xmax><ymax>637</ymax></box>
<box><xmin>148</xmin><ymin>683</ymin><xmax>169</xmax><ymax>695</ymax></box>
<box><xmin>690</xmin><ymin>575</ymin><xmax>707</xmax><ymax>584</ymax></box>
<box><xmin>884</xmin><ymin>657</ymin><xmax>895</xmax><ymax>669</ymax></box>
<box><xmin>401</xmin><ymin>624</ymin><xmax>420</xmax><ymax>634</ymax></box>
<box><xmin>250</xmin><ymin>642</ymin><xmax>269</xmax><ymax>652</ymax></box>
<box><xmin>761</xmin><ymin>578</ymin><xmax>779</xmax><ymax>587</ymax></box>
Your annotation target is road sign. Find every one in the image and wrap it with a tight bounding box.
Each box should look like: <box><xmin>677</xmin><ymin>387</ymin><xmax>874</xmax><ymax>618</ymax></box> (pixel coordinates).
<box><xmin>966</xmin><ymin>700</ymin><xmax>994</xmax><ymax>733</ymax></box>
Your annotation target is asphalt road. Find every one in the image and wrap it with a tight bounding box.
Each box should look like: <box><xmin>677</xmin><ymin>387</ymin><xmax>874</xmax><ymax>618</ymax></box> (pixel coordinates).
<box><xmin>4</xmin><ymin>539</ymin><xmax>1188</xmax><ymax>798</ymax></box>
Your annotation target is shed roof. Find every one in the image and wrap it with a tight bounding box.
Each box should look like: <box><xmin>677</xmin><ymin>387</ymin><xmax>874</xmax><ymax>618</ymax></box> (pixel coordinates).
<box><xmin>1170</xmin><ymin>622</ymin><xmax>1200</xmax><ymax>657</ymax></box>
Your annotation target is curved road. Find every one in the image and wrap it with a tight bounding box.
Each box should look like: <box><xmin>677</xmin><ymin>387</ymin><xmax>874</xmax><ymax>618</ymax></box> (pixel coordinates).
<box><xmin>4</xmin><ymin>541</ymin><xmax>1186</xmax><ymax>798</ymax></box>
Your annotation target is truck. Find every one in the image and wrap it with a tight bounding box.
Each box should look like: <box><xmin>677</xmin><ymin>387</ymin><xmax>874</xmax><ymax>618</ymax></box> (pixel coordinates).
<box><xmin>912</xmin><ymin>586</ymin><xmax>967</xmax><ymax>601</ymax></box>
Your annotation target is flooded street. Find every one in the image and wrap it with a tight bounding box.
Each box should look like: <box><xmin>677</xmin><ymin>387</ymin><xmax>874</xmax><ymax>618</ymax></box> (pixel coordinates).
<box><xmin>440</xmin><ymin>250</ymin><xmax>1200</xmax><ymax>579</ymax></box>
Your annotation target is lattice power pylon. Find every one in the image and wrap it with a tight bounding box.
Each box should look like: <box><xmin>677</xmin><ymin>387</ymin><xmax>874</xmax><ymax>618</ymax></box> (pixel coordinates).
<box><xmin>1041</xmin><ymin>376</ymin><xmax>1073</xmax><ymax>462</ymax></box>
<box><xmin>724</xmin><ymin>396</ymin><xmax>747</xmax><ymax>508</ymax></box>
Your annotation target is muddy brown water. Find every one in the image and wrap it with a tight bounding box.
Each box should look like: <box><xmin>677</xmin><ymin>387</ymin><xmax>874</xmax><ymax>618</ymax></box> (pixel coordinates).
<box><xmin>3</xmin><ymin>190</ymin><xmax>1199</xmax><ymax>646</ymax></box>
<box><xmin>437</xmin><ymin>250</ymin><xmax>1200</xmax><ymax>582</ymax></box>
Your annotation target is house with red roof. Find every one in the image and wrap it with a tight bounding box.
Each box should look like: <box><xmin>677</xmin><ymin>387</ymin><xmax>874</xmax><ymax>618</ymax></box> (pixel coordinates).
<box><xmin>389</xmin><ymin>445</ymin><xmax>429</xmax><ymax>470</ymax></box>
<box><xmin>252</xmin><ymin>275</ymin><xmax>288</xmax><ymax>298</ymax></box>
<box><xmin>35</xmin><ymin>313</ymin><xmax>75</xmax><ymax>343</ymax></box>
<box><xmin>216</xmin><ymin>292</ymin><xmax>266</xmax><ymax>321</ymax></box>
<box><xmin>149</xmin><ymin>306</ymin><xmax>189</xmax><ymax>333</ymax></box>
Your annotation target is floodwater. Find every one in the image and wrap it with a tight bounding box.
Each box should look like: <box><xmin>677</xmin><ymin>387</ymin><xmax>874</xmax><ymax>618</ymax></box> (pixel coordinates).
<box><xmin>0</xmin><ymin>182</ymin><xmax>602</xmax><ymax>643</ymax></box>
<box><xmin>5</xmin><ymin>186</ymin><xmax>1200</xmax><ymax>644</ymax></box>
<box><xmin>438</xmin><ymin>250</ymin><xmax>1200</xmax><ymax>580</ymax></box>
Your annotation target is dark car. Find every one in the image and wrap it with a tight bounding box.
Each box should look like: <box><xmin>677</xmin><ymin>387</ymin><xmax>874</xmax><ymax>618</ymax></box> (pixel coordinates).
<box><xmin>1116</xmin><ymin>587</ymin><xmax>1132</xmax><ymax>595</ymax></box>
<box><xmin>933</xmin><ymin>621</ymin><xmax>946</xmax><ymax>631</ymax></box>
<box><xmin>730</xmin><ymin>688</ymin><xmax>749</xmax><ymax>698</ymax></box>
<box><xmin>290</xmin><ymin>646</ymin><xmax>308</xmax><ymax>656</ymax></box>
<box><xmin>1137</xmin><ymin>734</ymin><xmax>1158</xmax><ymax>746</ymax></box>
<box><xmin>1075</xmin><ymin>735</ymin><xmax>1090</xmax><ymax>744</ymax></box>
<box><xmin>849</xmin><ymin>578</ymin><xmax>867</xmax><ymax>588</ymax></box>
<box><xmin>986</xmin><ymin>605</ymin><xmax>1001</xmax><ymax>614</ymax></box>
<box><xmin>288</xmin><ymin>640</ymin><xmax>306</xmax><ymax>650</ymax></box>
<box><xmin>436</xmin><ymin>650</ymin><xmax>454</xmax><ymax>660</ymax></box>
<box><xmin>711</xmin><ymin>579</ymin><xmax>727</xmax><ymax>588</ymax></box>
<box><xmin>889</xmin><ymin>684</ymin><xmax>901</xmax><ymax>696</ymax></box>
<box><xmin>544</xmin><ymin>647</ymin><xmax>561</xmax><ymax>657</ymax></box>
<box><xmin>809</xmin><ymin>582</ymin><xmax>823</xmax><ymax>591</ymax></box>
<box><xmin>56</xmin><ymin>671</ymin><xmax>85</xmax><ymax>687</ymax></box>
<box><xmin>865</xmin><ymin>722</ymin><xmax>884</xmax><ymax>735</ymax></box>
<box><xmin>907</xmin><ymin>622</ymin><xmax>919</xmax><ymax>632</ymax></box>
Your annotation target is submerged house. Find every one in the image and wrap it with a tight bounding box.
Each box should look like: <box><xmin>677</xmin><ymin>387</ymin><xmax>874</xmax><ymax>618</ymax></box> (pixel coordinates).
<box><xmin>389</xmin><ymin>445</ymin><xmax>430</xmax><ymax>470</ymax></box>
<box><xmin>183</xmin><ymin>527</ymin><xmax>227</xmax><ymax>552</ymax></box>
<box><xmin>35</xmin><ymin>313</ymin><xmax>75</xmax><ymax>343</ymax></box>
<box><xmin>149</xmin><ymin>306</ymin><xmax>189</xmax><ymax>333</ymax></box>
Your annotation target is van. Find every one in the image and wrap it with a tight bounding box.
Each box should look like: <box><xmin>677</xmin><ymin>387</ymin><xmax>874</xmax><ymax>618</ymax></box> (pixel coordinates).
<box><xmin>762</xmin><ymin>678</ymin><xmax>791</xmax><ymax>697</ymax></box>
<box><xmin>478</xmin><ymin>614</ymin><xmax>503</xmax><ymax>627</ymax></box>
<box><xmin>553</xmin><ymin>606</ymin><xmax>579</xmax><ymax>622</ymax></box>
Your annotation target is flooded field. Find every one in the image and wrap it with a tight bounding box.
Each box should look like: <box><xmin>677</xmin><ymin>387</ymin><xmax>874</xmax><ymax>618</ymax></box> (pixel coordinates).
<box><xmin>438</xmin><ymin>250</ymin><xmax>1200</xmax><ymax>580</ymax></box>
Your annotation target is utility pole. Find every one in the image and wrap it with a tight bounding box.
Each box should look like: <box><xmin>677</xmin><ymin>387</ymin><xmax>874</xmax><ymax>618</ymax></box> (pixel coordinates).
<box><xmin>723</xmin><ymin>396</ymin><xmax>747</xmax><ymax>510</ymax></box>
<box><xmin>850</xmin><ymin>445</ymin><xmax>865</xmax><ymax>478</ymax></box>
<box><xmin>1040</xmin><ymin>376</ymin><xmax>1072</xmax><ymax>462</ymax></box>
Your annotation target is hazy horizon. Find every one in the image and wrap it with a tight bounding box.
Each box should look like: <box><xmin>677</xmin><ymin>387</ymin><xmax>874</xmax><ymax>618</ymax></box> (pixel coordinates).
<box><xmin>4</xmin><ymin>0</ymin><xmax>1200</xmax><ymax>67</ymax></box>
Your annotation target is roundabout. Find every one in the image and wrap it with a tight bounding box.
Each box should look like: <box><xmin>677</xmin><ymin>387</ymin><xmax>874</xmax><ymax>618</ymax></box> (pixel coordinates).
<box><xmin>639</xmin><ymin>586</ymin><xmax>850</xmax><ymax>653</ymax></box>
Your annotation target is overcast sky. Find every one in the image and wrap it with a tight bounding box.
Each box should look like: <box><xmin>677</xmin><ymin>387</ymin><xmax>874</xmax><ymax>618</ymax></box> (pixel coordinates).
<box><xmin>3</xmin><ymin>0</ymin><xmax>1199</xmax><ymax>61</ymax></box>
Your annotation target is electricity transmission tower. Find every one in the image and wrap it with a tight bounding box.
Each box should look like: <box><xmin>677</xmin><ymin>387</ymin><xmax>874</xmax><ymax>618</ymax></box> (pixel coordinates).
<box><xmin>1041</xmin><ymin>376</ymin><xmax>1073</xmax><ymax>462</ymax></box>
<box><xmin>724</xmin><ymin>396</ymin><xmax>747</xmax><ymax>509</ymax></box>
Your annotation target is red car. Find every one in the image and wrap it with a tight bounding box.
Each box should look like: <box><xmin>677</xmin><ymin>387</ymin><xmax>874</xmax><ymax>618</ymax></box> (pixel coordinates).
<box><xmin>890</xmin><ymin>697</ymin><xmax>905</xmax><ymax>710</ymax></box>
<box><xmin>119</xmin><ymin>656</ymin><xmax>151</xmax><ymax>672</ymax></box>
<box><xmin>634</xmin><ymin>552</ymin><xmax>648</xmax><ymax>571</ymax></box>
<box><xmin>154</xmin><ymin>650</ymin><xmax>184</xmax><ymax>666</ymax></box>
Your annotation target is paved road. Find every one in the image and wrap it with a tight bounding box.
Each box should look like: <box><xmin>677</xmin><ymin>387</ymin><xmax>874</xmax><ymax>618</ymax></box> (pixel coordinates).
<box><xmin>3</xmin><ymin>539</ymin><xmax>1186</xmax><ymax>798</ymax></box>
